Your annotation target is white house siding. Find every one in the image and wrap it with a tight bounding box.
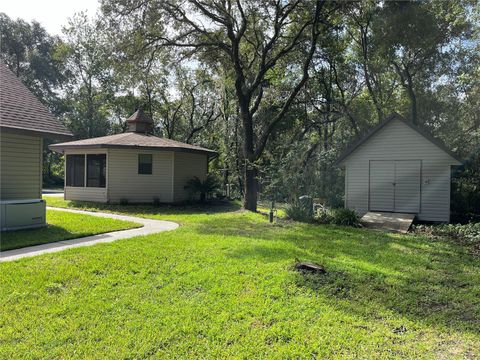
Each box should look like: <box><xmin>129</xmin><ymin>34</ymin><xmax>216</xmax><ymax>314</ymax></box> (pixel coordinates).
<box><xmin>342</xmin><ymin>119</ymin><xmax>459</xmax><ymax>222</ymax></box>
<box><xmin>65</xmin><ymin>186</ymin><xmax>108</xmax><ymax>202</ymax></box>
<box><xmin>108</xmin><ymin>149</ymin><xmax>174</xmax><ymax>203</ymax></box>
<box><xmin>173</xmin><ymin>152</ymin><xmax>208</xmax><ymax>202</ymax></box>
<box><xmin>0</xmin><ymin>132</ymin><xmax>42</xmax><ymax>200</ymax></box>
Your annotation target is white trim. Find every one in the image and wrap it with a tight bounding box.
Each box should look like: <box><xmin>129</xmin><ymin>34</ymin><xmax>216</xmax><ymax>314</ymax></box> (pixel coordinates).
<box><xmin>39</xmin><ymin>137</ymin><xmax>43</xmax><ymax>199</ymax></box>
<box><xmin>344</xmin><ymin>167</ymin><xmax>348</xmax><ymax>209</ymax></box>
<box><xmin>83</xmin><ymin>154</ymin><xmax>87</xmax><ymax>188</ymax></box>
<box><xmin>171</xmin><ymin>152</ymin><xmax>175</xmax><ymax>202</ymax></box>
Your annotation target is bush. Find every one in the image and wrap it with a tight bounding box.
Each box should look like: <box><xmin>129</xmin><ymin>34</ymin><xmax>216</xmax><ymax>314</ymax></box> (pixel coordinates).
<box><xmin>314</xmin><ymin>208</ymin><xmax>360</xmax><ymax>227</ymax></box>
<box><xmin>184</xmin><ymin>175</ymin><xmax>219</xmax><ymax>203</ymax></box>
<box><xmin>314</xmin><ymin>209</ymin><xmax>332</xmax><ymax>224</ymax></box>
<box><xmin>285</xmin><ymin>202</ymin><xmax>313</xmax><ymax>222</ymax></box>
<box><xmin>329</xmin><ymin>208</ymin><xmax>360</xmax><ymax>227</ymax></box>
<box><xmin>414</xmin><ymin>222</ymin><xmax>480</xmax><ymax>245</ymax></box>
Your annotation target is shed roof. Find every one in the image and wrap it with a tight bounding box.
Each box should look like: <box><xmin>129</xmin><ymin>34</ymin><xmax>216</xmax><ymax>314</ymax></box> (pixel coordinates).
<box><xmin>0</xmin><ymin>63</ymin><xmax>72</xmax><ymax>138</ymax></box>
<box><xmin>336</xmin><ymin>113</ymin><xmax>462</xmax><ymax>165</ymax></box>
<box><xmin>49</xmin><ymin>132</ymin><xmax>217</xmax><ymax>156</ymax></box>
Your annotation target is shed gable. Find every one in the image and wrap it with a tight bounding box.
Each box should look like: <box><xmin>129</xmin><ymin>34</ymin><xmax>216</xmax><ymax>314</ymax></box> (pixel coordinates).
<box><xmin>342</xmin><ymin>118</ymin><xmax>461</xmax><ymax>166</ymax></box>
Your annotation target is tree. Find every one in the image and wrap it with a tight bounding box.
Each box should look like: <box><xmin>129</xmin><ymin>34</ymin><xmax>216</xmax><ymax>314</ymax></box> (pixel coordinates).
<box><xmin>58</xmin><ymin>12</ymin><xmax>115</xmax><ymax>138</ymax></box>
<box><xmin>373</xmin><ymin>1</ymin><xmax>472</xmax><ymax>125</ymax></box>
<box><xmin>102</xmin><ymin>0</ymin><xmax>342</xmax><ymax>211</ymax></box>
<box><xmin>0</xmin><ymin>13</ymin><xmax>66</xmax><ymax>112</ymax></box>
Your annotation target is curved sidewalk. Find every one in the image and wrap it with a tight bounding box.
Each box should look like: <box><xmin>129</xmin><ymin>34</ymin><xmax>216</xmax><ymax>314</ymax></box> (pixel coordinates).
<box><xmin>0</xmin><ymin>207</ymin><xmax>179</xmax><ymax>262</ymax></box>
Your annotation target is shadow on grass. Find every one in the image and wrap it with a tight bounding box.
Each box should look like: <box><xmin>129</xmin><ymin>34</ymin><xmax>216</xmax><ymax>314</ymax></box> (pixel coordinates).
<box><xmin>50</xmin><ymin>199</ymin><xmax>242</xmax><ymax>217</ymax></box>
<box><xmin>195</xmin><ymin>216</ymin><xmax>479</xmax><ymax>334</ymax></box>
<box><xmin>1</xmin><ymin>225</ymin><xmax>80</xmax><ymax>251</ymax></box>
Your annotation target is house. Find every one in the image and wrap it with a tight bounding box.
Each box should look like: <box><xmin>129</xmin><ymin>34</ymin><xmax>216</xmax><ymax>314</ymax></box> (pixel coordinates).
<box><xmin>0</xmin><ymin>63</ymin><xmax>72</xmax><ymax>231</ymax></box>
<box><xmin>49</xmin><ymin>110</ymin><xmax>217</xmax><ymax>204</ymax></box>
<box><xmin>336</xmin><ymin>113</ymin><xmax>462</xmax><ymax>222</ymax></box>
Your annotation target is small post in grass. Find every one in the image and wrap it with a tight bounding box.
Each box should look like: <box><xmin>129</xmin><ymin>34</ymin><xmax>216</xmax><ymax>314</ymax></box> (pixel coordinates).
<box><xmin>269</xmin><ymin>196</ymin><xmax>276</xmax><ymax>223</ymax></box>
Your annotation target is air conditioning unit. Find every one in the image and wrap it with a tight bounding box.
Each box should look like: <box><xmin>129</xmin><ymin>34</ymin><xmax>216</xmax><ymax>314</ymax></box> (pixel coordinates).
<box><xmin>0</xmin><ymin>199</ymin><xmax>46</xmax><ymax>231</ymax></box>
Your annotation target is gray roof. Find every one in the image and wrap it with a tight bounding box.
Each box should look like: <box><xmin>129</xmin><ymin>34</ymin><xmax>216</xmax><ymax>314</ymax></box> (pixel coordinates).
<box><xmin>49</xmin><ymin>132</ymin><xmax>217</xmax><ymax>156</ymax></box>
<box><xmin>0</xmin><ymin>63</ymin><xmax>72</xmax><ymax>138</ymax></box>
<box><xmin>336</xmin><ymin>113</ymin><xmax>462</xmax><ymax>165</ymax></box>
<box><xmin>127</xmin><ymin>109</ymin><xmax>153</xmax><ymax>124</ymax></box>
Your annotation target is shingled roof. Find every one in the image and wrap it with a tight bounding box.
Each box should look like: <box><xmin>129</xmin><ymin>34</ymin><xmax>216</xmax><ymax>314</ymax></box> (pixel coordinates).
<box><xmin>0</xmin><ymin>63</ymin><xmax>72</xmax><ymax>138</ymax></box>
<box><xmin>49</xmin><ymin>132</ymin><xmax>217</xmax><ymax>156</ymax></box>
<box><xmin>127</xmin><ymin>109</ymin><xmax>153</xmax><ymax>124</ymax></box>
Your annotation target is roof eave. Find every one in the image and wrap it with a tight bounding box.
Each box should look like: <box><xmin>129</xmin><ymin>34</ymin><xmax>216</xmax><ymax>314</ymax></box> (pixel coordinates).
<box><xmin>1</xmin><ymin>125</ymin><xmax>73</xmax><ymax>140</ymax></box>
<box><xmin>49</xmin><ymin>143</ymin><xmax>217</xmax><ymax>156</ymax></box>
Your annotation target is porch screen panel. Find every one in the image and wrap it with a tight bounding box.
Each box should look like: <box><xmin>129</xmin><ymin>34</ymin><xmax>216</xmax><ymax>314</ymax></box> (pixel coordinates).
<box><xmin>66</xmin><ymin>155</ymin><xmax>85</xmax><ymax>187</ymax></box>
<box><xmin>87</xmin><ymin>154</ymin><xmax>106</xmax><ymax>188</ymax></box>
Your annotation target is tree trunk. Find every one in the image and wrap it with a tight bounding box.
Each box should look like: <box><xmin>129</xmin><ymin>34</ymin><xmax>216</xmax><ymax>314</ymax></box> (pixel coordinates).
<box><xmin>392</xmin><ymin>61</ymin><xmax>418</xmax><ymax>125</ymax></box>
<box><xmin>244</xmin><ymin>166</ymin><xmax>257</xmax><ymax>211</ymax></box>
<box><xmin>360</xmin><ymin>26</ymin><xmax>384</xmax><ymax>122</ymax></box>
<box><xmin>404</xmin><ymin>70</ymin><xmax>418</xmax><ymax>125</ymax></box>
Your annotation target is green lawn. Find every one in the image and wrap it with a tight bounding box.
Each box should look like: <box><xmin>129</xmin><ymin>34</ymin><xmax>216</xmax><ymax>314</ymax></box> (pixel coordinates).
<box><xmin>1</xmin><ymin>209</ymin><xmax>141</xmax><ymax>251</ymax></box>
<box><xmin>0</xmin><ymin>197</ymin><xmax>478</xmax><ymax>358</ymax></box>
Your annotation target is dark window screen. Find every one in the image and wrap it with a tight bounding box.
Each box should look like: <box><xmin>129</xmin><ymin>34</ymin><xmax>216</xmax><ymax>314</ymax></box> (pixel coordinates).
<box><xmin>138</xmin><ymin>154</ymin><xmax>152</xmax><ymax>174</ymax></box>
<box><xmin>87</xmin><ymin>154</ymin><xmax>106</xmax><ymax>188</ymax></box>
<box><xmin>66</xmin><ymin>155</ymin><xmax>85</xmax><ymax>187</ymax></box>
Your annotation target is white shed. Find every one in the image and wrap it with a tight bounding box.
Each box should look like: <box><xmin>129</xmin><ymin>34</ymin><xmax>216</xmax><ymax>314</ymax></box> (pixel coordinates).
<box><xmin>336</xmin><ymin>113</ymin><xmax>462</xmax><ymax>222</ymax></box>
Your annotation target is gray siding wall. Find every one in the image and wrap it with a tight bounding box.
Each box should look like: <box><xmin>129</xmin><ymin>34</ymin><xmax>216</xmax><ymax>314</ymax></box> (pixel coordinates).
<box><xmin>343</xmin><ymin>119</ymin><xmax>459</xmax><ymax>222</ymax></box>
<box><xmin>1</xmin><ymin>132</ymin><xmax>42</xmax><ymax>200</ymax></box>
<box><xmin>173</xmin><ymin>152</ymin><xmax>208</xmax><ymax>202</ymax></box>
<box><xmin>108</xmin><ymin>149</ymin><xmax>174</xmax><ymax>203</ymax></box>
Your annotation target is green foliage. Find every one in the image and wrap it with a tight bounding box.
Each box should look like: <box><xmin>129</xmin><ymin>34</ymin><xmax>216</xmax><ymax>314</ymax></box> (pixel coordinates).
<box><xmin>0</xmin><ymin>13</ymin><xmax>66</xmax><ymax>109</ymax></box>
<box><xmin>285</xmin><ymin>202</ymin><xmax>313</xmax><ymax>222</ymax></box>
<box><xmin>0</xmin><ymin>209</ymin><xmax>140</xmax><ymax>251</ymax></box>
<box><xmin>1</xmin><ymin>1</ymin><xmax>479</xmax><ymax>216</ymax></box>
<box><xmin>328</xmin><ymin>208</ymin><xmax>361</xmax><ymax>227</ymax></box>
<box><xmin>184</xmin><ymin>175</ymin><xmax>219</xmax><ymax>202</ymax></box>
<box><xmin>1</xmin><ymin>196</ymin><xmax>478</xmax><ymax>358</ymax></box>
<box><xmin>452</xmin><ymin>150</ymin><xmax>480</xmax><ymax>223</ymax></box>
<box><xmin>314</xmin><ymin>208</ymin><xmax>360</xmax><ymax>227</ymax></box>
<box><xmin>414</xmin><ymin>222</ymin><xmax>480</xmax><ymax>245</ymax></box>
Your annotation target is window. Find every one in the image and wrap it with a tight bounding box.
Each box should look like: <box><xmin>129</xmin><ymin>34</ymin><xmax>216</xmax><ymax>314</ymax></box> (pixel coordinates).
<box><xmin>87</xmin><ymin>154</ymin><xmax>106</xmax><ymax>187</ymax></box>
<box><xmin>66</xmin><ymin>155</ymin><xmax>85</xmax><ymax>187</ymax></box>
<box><xmin>138</xmin><ymin>154</ymin><xmax>152</xmax><ymax>174</ymax></box>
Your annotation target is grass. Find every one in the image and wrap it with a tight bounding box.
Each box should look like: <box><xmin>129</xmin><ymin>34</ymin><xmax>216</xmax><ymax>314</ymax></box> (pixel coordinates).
<box><xmin>0</xmin><ymin>196</ymin><xmax>478</xmax><ymax>358</ymax></box>
<box><xmin>0</xmin><ymin>209</ymin><xmax>141</xmax><ymax>251</ymax></box>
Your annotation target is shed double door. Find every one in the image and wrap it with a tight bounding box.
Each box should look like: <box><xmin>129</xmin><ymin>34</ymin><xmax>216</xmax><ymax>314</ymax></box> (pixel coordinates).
<box><xmin>369</xmin><ymin>160</ymin><xmax>421</xmax><ymax>213</ymax></box>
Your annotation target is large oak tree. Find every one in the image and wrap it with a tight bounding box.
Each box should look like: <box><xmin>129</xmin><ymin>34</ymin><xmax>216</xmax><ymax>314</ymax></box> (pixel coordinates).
<box><xmin>102</xmin><ymin>0</ymin><xmax>341</xmax><ymax>211</ymax></box>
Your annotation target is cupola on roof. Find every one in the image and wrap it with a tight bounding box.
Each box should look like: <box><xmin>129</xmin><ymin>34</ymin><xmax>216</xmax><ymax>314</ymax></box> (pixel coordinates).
<box><xmin>126</xmin><ymin>109</ymin><xmax>153</xmax><ymax>133</ymax></box>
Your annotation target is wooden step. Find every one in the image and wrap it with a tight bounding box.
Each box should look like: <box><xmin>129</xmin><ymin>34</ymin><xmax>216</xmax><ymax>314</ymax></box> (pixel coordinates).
<box><xmin>360</xmin><ymin>212</ymin><xmax>415</xmax><ymax>233</ymax></box>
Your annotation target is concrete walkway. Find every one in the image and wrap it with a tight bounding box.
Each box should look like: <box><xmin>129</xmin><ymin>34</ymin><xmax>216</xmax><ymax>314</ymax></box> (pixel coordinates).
<box><xmin>42</xmin><ymin>189</ymin><xmax>64</xmax><ymax>197</ymax></box>
<box><xmin>0</xmin><ymin>207</ymin><xmax>179</xmax><ymax>262</ymax></box>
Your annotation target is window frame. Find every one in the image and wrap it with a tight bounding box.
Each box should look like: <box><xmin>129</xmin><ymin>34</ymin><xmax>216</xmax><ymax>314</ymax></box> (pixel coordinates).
<box><xmin>138</xmin><ymin>154</ymin><xmax>153</xmax><ymax>175</ymax></box>
<box><xmin>65</xmin><ymin>154</ymin><xmax>85</xmax><ymax>187</ymax></box>
<box><xmin>86</xmin><ymin>154</ymin><xmax>107</xmax><ymax>188</ymax></box>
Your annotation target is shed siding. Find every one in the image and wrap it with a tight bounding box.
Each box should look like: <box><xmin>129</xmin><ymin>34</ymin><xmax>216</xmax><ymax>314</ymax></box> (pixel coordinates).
<box><xmin>108</xmin><ymin>149</ymin><xmax>174</xmax><ymax>203</ymax></box>
<box><xmin>173</xmin><ymin>152</ymin><xmax>208</xmax><ymax>202</ymax></box>
<box><xmin>0</xmin><ymin>132</ymin><xmax>42</xmax><ymax>200</ymax></box>
<box><xmin>343</xmin><ymin>119</ymin><xmax>458</xmax><ymax>222</ymax></box>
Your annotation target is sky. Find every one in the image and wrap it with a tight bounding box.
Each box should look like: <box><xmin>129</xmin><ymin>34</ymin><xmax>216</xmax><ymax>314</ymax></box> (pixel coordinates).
<box><xmin>1</xmin><ymin>0</ymin><xmax>100</xmax><ymax>35</ymax></box>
